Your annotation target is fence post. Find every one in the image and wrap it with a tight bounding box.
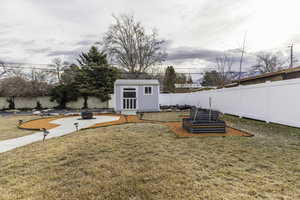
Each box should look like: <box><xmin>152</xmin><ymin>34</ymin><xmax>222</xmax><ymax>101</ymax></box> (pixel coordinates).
<box><xmin>265</xmin><ymin>81</ymin><xmax>271</xmax><ymax>123</ymax></box>
<box><xmin>238</xmin><ymin>85</ymin><xmax>243</xmax><ymax>118</ymax></box>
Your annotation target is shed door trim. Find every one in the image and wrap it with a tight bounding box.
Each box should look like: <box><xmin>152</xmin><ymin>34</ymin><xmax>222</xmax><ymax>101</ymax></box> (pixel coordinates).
<box><xmin>121</xmin><ymin>86</ymin><xmax>138</xmax><ymax>110</ymax></box>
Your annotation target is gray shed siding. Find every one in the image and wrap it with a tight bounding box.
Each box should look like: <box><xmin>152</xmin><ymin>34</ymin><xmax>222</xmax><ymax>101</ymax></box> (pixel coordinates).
<box><xmin>137</xmin><ymin>85</ymin><xmax>159</xmax><ymax>112</ymax></box>
<box><xmin>114</xmin><ymin>80</ymin><xmax>160</xmax><ymax>113</ymax></box>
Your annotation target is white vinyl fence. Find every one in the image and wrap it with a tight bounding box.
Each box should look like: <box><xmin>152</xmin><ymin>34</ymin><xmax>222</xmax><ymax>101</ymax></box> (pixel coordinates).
<box><xmin>0</xmin><ymin>96</ymin><xmax>111</xmax><ymax>110</ymax></box>
<box><xmin>159</xmin><ymin>78</ymin><xmax>300</xmax><ymax>128</ymax></box>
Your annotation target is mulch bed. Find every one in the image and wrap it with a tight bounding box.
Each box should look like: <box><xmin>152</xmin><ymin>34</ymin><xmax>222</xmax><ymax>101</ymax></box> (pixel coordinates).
<box><xmin>19</xmin><ymin>114</ymin><xmax>253</xmax><ymax>137</ymax></box>
<box><xmin>87</xmin><ymin>114</ymin><xmax>127</xmax><ymax>129</ymax></box>
<box><xmin>19</xmin><ymin>116</ymin><xmax>65</xmax><ymax>130</ymax></box>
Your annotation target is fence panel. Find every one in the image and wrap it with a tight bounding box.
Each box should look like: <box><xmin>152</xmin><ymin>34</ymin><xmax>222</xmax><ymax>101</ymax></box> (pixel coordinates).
<box><xmin>159</xmin><ymin>78</ymin><xmax>300</xmax><ymax>128</ymax></box>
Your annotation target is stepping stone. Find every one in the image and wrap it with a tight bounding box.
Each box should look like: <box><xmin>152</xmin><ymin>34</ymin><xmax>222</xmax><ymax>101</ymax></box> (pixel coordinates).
<box><xmin>121</xmin><ymin>110</ymin><xmax>137</xmax><ymax>116</ymax></box>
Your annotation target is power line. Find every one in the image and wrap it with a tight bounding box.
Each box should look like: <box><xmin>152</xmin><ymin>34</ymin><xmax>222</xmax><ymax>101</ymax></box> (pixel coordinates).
<box><xmin>1</xmin><ymin>64</ymin><xmax>206</xmax><ymax>74</ymax></box>
<box><xmin>2</xmin><ymin>62</ymin><xmax>55</xmax><ymax>66</ymax></box>
<box><xmin>4</xmin><ymin>65</ymin><xmax>56</xmax><ymax>71</ymax></box>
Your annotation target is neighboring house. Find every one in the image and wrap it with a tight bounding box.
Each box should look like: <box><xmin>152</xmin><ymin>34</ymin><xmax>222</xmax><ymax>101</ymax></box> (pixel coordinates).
<box><xmin>227</xmin><ymin>66</ymin><xmax>300</xmax><ymax>87</ymax></box>
<box><xmin>173</xmin><ymin>83</ymin><xmax>202</xmax><ymax>93</ymax></box>
<box><xmin>114</xmin><ymin>79</ymin><xmax>160</xmax><ymax>113</ymax></box>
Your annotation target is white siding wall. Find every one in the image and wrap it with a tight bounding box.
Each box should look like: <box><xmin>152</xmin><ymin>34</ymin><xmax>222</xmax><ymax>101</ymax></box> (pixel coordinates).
<box><xmin>159</xmin><ymin>78</ymin><xmax>300</xmax><ymax>128</ymax></box>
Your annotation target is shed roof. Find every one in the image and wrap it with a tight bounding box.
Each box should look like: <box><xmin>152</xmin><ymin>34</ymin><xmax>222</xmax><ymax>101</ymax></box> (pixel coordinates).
<box><xmin>115</xmin><ymin>79</ymin><xmax>159</xmax><ymax>86</ymax></box>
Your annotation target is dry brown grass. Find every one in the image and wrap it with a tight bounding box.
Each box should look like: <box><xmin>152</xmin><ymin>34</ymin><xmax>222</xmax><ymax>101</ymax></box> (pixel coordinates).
<box><xmin>0</xmin><ymin>113</ymin><xmax>299</xmax><ymax>200</ymax></box>
<box><xmin>0</xmin><ymin>115</ymin><xmax>40</xmax><ymax>141</ymax></box>
<box><xmin>142</xmin><ymin>111</ymin><xmax>188</xmax><ymax>122</ymax></box>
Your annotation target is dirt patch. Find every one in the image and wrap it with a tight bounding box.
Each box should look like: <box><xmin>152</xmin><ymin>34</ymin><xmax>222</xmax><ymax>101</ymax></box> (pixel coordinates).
<box><xmin>19</xmin><ymin>116</ymin><xmax>65</xmax><ymax>130</ymax></box>
<box><xmin>142</xmin><ymin>111</ymin><xmax>188</xmax><ymax>122</ymax></box>
<box><xmin>125</xmin><ymin>115</ymin><xmax>145</xmax><ymax>123</ymax></box>
<box><xmin>88</xmin><ymin>114</ymin><xmax>127</xmax><ymax>129</ymax></box>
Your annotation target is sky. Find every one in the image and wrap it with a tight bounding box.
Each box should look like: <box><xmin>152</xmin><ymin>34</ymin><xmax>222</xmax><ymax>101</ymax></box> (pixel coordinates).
<box><xmin>1</xmin><ymin>0</ymin><xmax>300</xmax><ymax>75</ymax></box>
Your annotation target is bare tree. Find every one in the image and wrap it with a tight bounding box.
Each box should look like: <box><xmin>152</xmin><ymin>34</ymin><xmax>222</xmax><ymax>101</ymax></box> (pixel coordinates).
<box><xmin>0</xmin><ymin>76</ymin><xmax>32</xmax><ymax>109</ymax></box>
<box><xmin>214</xmin><ymin>53</ymin><xmax>234</xmax><ymax>87</ymax></box>
<box><xmin>102</xmin><ymin>14</ymin><xmax>167</xmax><ymax>78</ymax></box>
<box><xmin>0</xmin><ymin>74</ymin><xmax>52</xmax><ymax>108</ymax></box>
<box><xmin>0</xmin><ymin>60</ymin><xmax>7</xmax><ymax>77</ymax></box>
<box><xmin>252</xmin><ymin>51</ymin><xmax>286</xmax><ymax>73</ymax></box>
<box><xmin>51</xmin><ymin>58</ymin><xmax>70</xmax><ymax>83</ymax></box>
<box><xmin>0</xmin><ymin>61</ymin><xmax>27</xmax><ymax>78</ymax></box>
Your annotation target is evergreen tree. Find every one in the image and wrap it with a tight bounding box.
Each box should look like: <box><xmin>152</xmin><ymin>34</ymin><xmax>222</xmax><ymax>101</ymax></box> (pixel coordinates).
<box><xmin>163</xmin><ymin>66</ymin><xmax>176</xmax><ymax>93</ymax></box>
<box><xmin>75</xmin><ymin>46</ymin><xmax>120</xmax><ymax>108</ymax></box>
<box><xmin>77</xmin><ymin>46</ymin><xmax>108</xmax><ymax>66</ymax></box>
<box><xmin>50</xmin><ymin>46</ymin><xmax>121</xmax><ymax>109</ymax></box>
<box><xmin>74</xmin><ymin>65</ymin><xmax>120</xmax><ymax>107</ymax></box>
<box><xmin>201</xmin><ymin>70</ymin><xmax>219</xmax><ymax>86</ymax></box>
<box><xmin>50</xmin><ymin>84</ymin><xmax>80</xmax><ymax>109</ymax></box>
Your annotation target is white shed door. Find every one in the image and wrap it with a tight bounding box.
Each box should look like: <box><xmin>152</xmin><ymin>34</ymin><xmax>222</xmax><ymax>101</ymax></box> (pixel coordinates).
<box><xmin>122</xmin><ymin>88</ymin><xmax>137</xmax><ymax>110</ymax></box>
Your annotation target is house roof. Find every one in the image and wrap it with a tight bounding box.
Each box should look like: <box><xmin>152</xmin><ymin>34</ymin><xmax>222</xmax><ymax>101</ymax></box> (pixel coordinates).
<box><xmin>115</xmin><ymin>79</ymin><xmax>159</xmax><ymax>86</ymax></box>
<box><xmin>233</xmin><ymin>66</ymin><xmax>300</xmax><ymax>83</ymax></box>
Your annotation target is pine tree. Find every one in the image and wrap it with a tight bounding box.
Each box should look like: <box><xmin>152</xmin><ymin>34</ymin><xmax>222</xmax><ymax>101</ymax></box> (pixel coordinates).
<box><xmin>53</xmin><ymin>46</ymin><xmax>121</xmax><ymax>109</ymax></box>
<box><xmin>202</xmin><ymin>70</ymin><xmax>219</xmax><ymax>86</ymax></box>
<box><xmin>74</xmin><ymin>46</ymin><xmax>121</xmax><ymax>108</ymax></box>
<box><xmin>163</xmin><ymin>66</ymin><xmax>176</xmax><ymax>93</ymax></box>
<box><xmin>77</xmin><ymin>46</ymin><xmax>108</xmax><ymax>66</ymax></box>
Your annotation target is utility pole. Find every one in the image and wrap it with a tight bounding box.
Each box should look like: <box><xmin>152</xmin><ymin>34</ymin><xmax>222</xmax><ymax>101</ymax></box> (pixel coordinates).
<box><xmin>288</xmin><ymin>44</ymin><xmax>294</xmax><ymax>68</ymax></box>
<box><xmin>238</xmin><ymin>32</ymin><xmax>247</xmax><ymax>85</ymax></box>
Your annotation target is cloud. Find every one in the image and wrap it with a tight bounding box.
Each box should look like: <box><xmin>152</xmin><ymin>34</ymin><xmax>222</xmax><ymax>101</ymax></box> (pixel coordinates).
<box><xmin>167</xmin><ymin>47</ymin><xmax>223</xmax><ymax>62</ymax></box>
<box><xmin>76</xmin><ymin>40</ymin><xmax>95</xmax><ymax>46</ymax></box>
<box><xmin>0</xmin><ymin>0</ymin><xmax>299</xmax><ymax>67</ymax></box>
<box><xmin>166</xmin><ymin>46</ymin><xmax>257</xmax><ymax>71</ymax></box>
<box><xmin>81</xmin><ymin>34</ymin><xmax>99</xmax><ymax>38</ymax></box>
<box><xmin>167</xmin><ymin>47</ymin><xmax>246</xmax><ymax>63</ymax></box>
<box><xmin>47</xmin><ymin>50</ymin><xmax>79</xmax><ymax>57</ymax></box>
<box><xmin>0</xmin><ymin>39</ymin><xmax>36</xmax><ymax>47</ymax></box>
<box><xmin>46</xmin><ymin>46</ymin><xmax>90</xmax><ymax>63</ymax></box>
<box><xmin>26</xmin><ymin>48</ymin><xmax>52</xmax><ymax>54</ymax></box>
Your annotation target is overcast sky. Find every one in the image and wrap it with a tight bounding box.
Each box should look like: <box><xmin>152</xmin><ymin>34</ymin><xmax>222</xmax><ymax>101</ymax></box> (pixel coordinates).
<box><xmin>1</xmin><ymin>0</ymin><xmax>300</xmax><ymax>73</ymax></box>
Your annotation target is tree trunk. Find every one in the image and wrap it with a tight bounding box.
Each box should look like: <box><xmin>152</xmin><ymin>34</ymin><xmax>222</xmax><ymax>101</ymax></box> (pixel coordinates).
<box><xmin>7</xmin><ymin>97</ymin><xmax>15</xmax><ymax>110</ymax></box>
<box><xmin>83</xmin><ymin>95</ymin><xmax>88</xmax><ymax>109</ymax></box>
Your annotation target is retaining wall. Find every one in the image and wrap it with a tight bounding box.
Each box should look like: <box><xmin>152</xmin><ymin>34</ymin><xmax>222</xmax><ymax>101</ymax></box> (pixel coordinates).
<box><xmin>0</xmin><ymin>96</ymin><xmax>111</xmax><ymax>110</ymax></box>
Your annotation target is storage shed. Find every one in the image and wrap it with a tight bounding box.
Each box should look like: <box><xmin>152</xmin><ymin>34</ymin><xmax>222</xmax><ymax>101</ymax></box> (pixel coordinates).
<box><xmin>114</xmin><ymin>79</ymin><xmax>160</xmax><ymax>113</ymax></box>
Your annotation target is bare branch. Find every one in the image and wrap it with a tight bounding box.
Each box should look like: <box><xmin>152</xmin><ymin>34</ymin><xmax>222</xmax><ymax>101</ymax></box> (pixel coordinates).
<box><xmin>213</xmin><ymin>53</ymin><xmax>234</xmax><ymax>87</ymax></box>
<box><xmin>252</xmin><ymin>51</ymin><xmax>286</xmax><ymax>73</ymax></box>
<box><xmin>0</xmin><ymin>60</ymin><xmax>8</xmax><ymax>77</ymax></box>
<box><xmin>102</xmin><ymin>14</ymin><xmax>167</xmax><ymax>78</ymax></box>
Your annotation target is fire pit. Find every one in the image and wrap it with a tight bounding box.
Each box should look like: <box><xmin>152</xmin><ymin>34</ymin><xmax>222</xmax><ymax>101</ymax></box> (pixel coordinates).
<box><xmin>81</xmin><ymin>111</ymin><xmax>94</xmax><ymax>119</ymax></box>
<box><xmin>183</xmin><ymin>107</ymin><xmax>226</xmax><ymax>133</ymax></box>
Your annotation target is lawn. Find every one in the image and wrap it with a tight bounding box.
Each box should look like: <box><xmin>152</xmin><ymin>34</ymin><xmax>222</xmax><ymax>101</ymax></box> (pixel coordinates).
<box><xmin>0</xmin><ymin>113</ymin><xmax>299</xmax><ymax>200</ymax></box>
<box><xmin>0</xmin><ymin>115</ymin><xmax>41</xmax><ymax>141</ymax></box>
